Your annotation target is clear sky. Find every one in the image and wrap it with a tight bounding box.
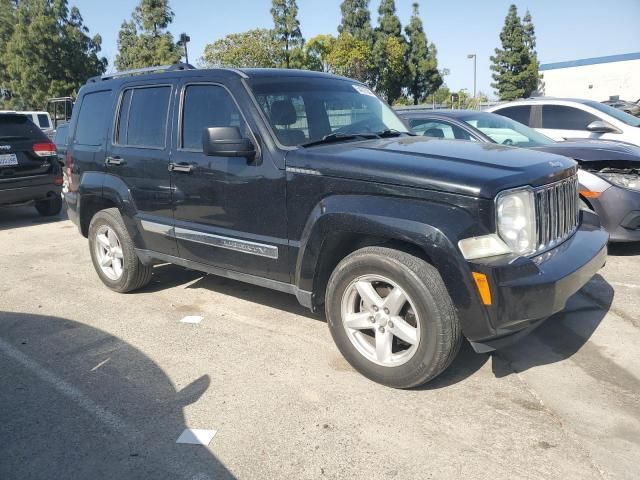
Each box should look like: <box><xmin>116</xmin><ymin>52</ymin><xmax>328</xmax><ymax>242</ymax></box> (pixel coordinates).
<box><xmin>72</xmin><ymin>0</ymin><xmax>640</xmax><ymax>98</ymax></box>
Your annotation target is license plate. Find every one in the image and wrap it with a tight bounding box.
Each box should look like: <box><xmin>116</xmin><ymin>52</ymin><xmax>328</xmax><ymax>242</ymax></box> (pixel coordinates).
<box><xmin>0</xmin><ymin>153</ymin><xmax>18</xmax><ymax>167</ymax></box>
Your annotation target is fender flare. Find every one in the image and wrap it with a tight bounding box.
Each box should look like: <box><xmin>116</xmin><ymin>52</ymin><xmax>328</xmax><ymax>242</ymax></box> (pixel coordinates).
<box><xmin>294</xmin><ymin>194</ymin><xmax>493</xmax><ymax>340</ymax></box>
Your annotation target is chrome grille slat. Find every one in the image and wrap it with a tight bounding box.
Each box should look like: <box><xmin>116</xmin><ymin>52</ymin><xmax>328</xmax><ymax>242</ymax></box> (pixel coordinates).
<box><xmin>533</xmin><ymin>175</ymin><xmax>579</xmax><ymax>254</ymax></box>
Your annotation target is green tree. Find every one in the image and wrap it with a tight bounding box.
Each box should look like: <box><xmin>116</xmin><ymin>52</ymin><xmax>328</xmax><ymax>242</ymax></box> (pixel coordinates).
<box><xmin>1</xmin><ymin>0</ymin><xmax>106</xmax><ymax>109</ymax></box>
<box><xmin>270</xmin><ymin>0</ymin><xmax>304</xmax><ymax>68</ymax></box>
<box><xmin>0</xmin><ymin>0</ymin><xmax>16</xmax><ymax>98</ymax></box>
<box><xmin>115</xmin><ymin>0</ymin><xmax>181</xmax><ymax>70</ymax></box>
<box><xmin>405</xmin><ymin>2</ymin><xmax>442</xmax><ymax>105</ymax></box>
<box><xmin>522</xmin><ymin>9</ymin><xmax>541</xmax><ymax>95</ymax></box>
<box><xmin>372</xmin><ymin>0</ymin><xmax>406</xmax><ymax>103</ymax></box>
<box><xmin>326</xmin><ymin>33</ymin><xmax>372</xmax><ymax>82</ymax></box>
<box><xmin>199</xmin><ymin>29</ymin><xmax>283</xmax><ymax>68</ymax></box>
<box><xmin>304</xmin><ymin>34</ymin><xmax>336</xmax><ymax>72</ymax></box>
<box><xmin>490</xmin><ymin>4</ymin><xmax>539</xmax><ymax>100</ymax></box>
<box><xmin>338</xmin><ymin>0</ymin><xmax>372</xmax><ymax>42</ymax></box>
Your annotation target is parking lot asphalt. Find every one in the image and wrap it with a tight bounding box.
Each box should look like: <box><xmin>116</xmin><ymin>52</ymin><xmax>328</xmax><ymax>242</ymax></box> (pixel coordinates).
<box><xmin>1</xmin><ymin>206</ymin><xmax>639</xmax><ymax>480</ymax></box>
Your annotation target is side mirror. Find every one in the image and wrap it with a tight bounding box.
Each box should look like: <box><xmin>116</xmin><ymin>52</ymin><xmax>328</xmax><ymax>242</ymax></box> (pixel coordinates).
<box><xmin>586</xmin><ymin>120</ymin><xmax>618</xmax><ymax>134</ymax></box>
<box><xmin>202</xmin><ymin>126</ymin><xmax>256</xmax><ymax>158</ymax></box>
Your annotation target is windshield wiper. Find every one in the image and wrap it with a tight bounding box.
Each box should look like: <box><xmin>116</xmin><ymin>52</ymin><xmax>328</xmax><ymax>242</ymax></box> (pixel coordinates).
<box><xmin>301</xmin><ymin>132</ymin><xmax>378</xmax><ymax>148</ymax></box>
<box><xmin>374</xmin><ymin>129</ymin><xmax>416</xmax><ymax>138</ymax></box>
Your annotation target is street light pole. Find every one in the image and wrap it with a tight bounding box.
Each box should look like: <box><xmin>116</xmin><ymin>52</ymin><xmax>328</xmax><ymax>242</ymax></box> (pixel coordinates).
<box><xmin>467</xmin><ymin>54</ymin><xmax>477</xmax><ymax>99</ymax></box>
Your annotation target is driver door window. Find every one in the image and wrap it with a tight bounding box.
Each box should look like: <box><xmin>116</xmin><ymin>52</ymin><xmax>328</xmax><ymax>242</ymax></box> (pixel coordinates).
<box><xmin>541</xmin><ymin>105</ymin><xmax>599</xmax><ymax>131</ymax></box>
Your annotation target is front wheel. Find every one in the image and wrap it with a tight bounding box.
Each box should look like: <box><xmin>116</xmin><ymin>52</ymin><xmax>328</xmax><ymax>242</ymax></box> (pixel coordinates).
<box><xmin>325</xmin><ymin>247</ymin><xmax>462</xmax><ymax>389</ymax></box>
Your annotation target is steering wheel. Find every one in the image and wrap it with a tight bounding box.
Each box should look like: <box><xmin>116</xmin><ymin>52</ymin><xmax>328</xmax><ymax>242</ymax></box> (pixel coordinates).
<box><xmin>502</xmin><ymin>139</ymin><xmax>514</xmax><ymax>145</ymax></box>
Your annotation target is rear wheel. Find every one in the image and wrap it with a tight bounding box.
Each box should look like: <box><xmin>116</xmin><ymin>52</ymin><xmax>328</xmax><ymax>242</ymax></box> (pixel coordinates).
<box><xmin>88</xmin><ymin>208</ymin><xmax>152</xmax><ymax>293</ymax></box>
<box><xmin>34</xmin><ymin>196</ymin><xmax>62</xmax><ymax>216</ymax></box>
<box><xmin>325</xmin><ymin>247</ymin><xmax>462</xmax><ymax>389</ymax></box>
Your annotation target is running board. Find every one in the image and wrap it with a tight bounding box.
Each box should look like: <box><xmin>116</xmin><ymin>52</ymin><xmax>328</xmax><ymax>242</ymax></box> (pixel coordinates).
<box><xmin>135</xmin><ymin>248</ymin><xmax>313</xmax><ymax>309</ymax></box>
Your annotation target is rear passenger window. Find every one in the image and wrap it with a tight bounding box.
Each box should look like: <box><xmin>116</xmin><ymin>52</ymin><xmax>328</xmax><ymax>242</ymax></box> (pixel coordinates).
<box><xmin>541</xmin><ymin>105</ymin><xmax>599</xmax><ymax>130</ymax></box>
<box><xmin>74</xmin><ymin>90</ymin><xmax>112</xmax><ymax>146</ymax></box>
<box><xmin>37</xmin><ymin>114</ymin><xmax>50</xmax><ymax>128</ymax></box>
<box><xmin>181</xmin><ymin>85</ymin><xmax>246</xmax><ymax>150</ymax></box>
<box><xmin>495</xmin><ymin>106</ymin><xmax>531</xmax><ymax>125</ymax></box>
<box><xmin>116</xmin><ymin>86</ymin><xmax>171</xmax><ymax>148</ymax></box>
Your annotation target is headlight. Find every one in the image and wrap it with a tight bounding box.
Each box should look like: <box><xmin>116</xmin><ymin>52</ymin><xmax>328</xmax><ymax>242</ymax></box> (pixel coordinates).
<box><xmin>496</xmin><ymin>188</ymin><xmax>537</xmax><ymax>255</ymax></box>
<box><xmin>597</xmin><ymin>172</ymin><xmax>640</xmax><ymax>191</ymax></box>
<box><xmin>458</xmin><ymin>187</ymin><xmax>537</xmax><ymax>260</ymax></box>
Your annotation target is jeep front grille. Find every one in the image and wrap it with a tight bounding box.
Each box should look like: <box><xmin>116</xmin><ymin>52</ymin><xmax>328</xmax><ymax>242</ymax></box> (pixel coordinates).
<box><xmin>534</xmin><ymin>175</ymin><xmax>580</xmax><ymax>252</ymax></box>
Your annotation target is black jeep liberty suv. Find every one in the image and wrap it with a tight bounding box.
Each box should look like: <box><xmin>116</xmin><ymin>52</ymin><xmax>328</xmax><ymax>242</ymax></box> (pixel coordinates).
<box><xmin>64</xmin><ymin>65</ymin><xmax>608</xmax><ymax>388</ymax></box>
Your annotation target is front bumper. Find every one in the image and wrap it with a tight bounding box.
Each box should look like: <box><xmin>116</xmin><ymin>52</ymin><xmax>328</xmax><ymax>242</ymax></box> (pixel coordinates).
<box><xmin>467</xmin><ymin>210</ymin><xmax>608</xmax><ymax>352</ymax></box>
<box><xmin>590</xmin><ymin>185</ymin><xmax>640</xmax><ymax>242</ymax></box>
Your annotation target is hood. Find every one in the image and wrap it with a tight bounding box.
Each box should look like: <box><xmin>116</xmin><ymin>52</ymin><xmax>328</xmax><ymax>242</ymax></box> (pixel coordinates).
<box><xmin>531</xmin><ymin>140</ymin><xmax>640</xmax><ymax>164</ymax></box>
<box><xmin>285</xmin><ymin>136</ymin><xmax>576</xmax><ymax>199</ymax></box>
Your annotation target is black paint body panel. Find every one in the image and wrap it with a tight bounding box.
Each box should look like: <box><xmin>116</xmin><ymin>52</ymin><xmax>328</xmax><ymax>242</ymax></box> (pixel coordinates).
<box><xmin>64</xmin><ymin>69</ymin><xmax>609</xmax><ymax>348</ymax></box>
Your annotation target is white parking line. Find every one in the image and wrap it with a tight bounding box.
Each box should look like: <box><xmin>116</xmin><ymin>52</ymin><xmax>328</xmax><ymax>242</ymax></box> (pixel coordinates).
<box><xmin>610</xmin><ymin>281</ymin><xmax>640</xmax><ymax>289</ymax></box>
<box><xmin>180</xmin><ymin>316</ymin><xmax>204</xmax><ymax>324</ymax></box>
<box><xmin>176</xmin><ymin>428</ymin><xmax>217</xmax><ymax>445</ymax></box>
<box><xmin>0</xmin><ymin>337</ymin><xmax>139</xmax><ymax>441</ymax></box>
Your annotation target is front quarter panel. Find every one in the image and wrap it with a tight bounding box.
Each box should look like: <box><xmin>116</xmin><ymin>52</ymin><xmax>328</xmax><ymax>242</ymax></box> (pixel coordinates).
<box><xmin>289</xmin><ymin>181</ymin><xmax>496</xmax><ymax>341</ymax></box>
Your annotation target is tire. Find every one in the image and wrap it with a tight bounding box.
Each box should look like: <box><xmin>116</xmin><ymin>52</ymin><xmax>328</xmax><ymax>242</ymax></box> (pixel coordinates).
<box><xmin>88</xmin><ymin>208</ymin><xmax>152</xmax><ymax>293</ymax></box>
<box><xmin>34</xmin><ymin>196</ymin><xmax>62</xmax><ymax>216</ymax></box>
<box><xmin>325</xmin><ymin>247</ymin><xmax>462</xmax><ymax>389</ymax></box>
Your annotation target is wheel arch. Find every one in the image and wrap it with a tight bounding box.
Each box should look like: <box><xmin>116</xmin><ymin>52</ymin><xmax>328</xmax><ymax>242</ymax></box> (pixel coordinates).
<box><xmin>78</xmin><ymin>172</ymin><xmax>138</xmax><ymax>239</ymax></box>
<box><xmin>294</xmin><ymin>194</ymin><xmax>491</xmax><ymax>339</ymax></box>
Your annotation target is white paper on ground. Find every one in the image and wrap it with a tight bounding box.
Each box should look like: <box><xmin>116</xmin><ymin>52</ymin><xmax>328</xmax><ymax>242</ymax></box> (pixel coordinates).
<box><xmin>176</xmin><ymin>428</ymin><xmax>217</xmax><ymax>445</ymax></box>
<box><xmin>180</xmin><ymin>316</ymin><xmax>203</xmax><ymax>324</ymax></box>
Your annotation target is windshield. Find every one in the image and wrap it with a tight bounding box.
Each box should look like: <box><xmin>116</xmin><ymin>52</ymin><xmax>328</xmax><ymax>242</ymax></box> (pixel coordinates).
<box><xmin>460</xmin><ymin>112</ymin><xmax>555</xmax><ymax>147</ymax></box>
<box><xmin>582</xmin><ymin>100</ymin><xmax>640</xmax><ymax>127</ymax></box>
<box><xmin>248</xmin><ymin>76</ymin><xmax>409</xmax><ymax>147</ymax></box>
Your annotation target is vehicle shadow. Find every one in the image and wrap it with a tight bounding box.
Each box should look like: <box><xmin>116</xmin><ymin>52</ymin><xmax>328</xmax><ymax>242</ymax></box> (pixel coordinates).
<box><xmin>0</xmin><ymin>204</ymin><xmax>67</xmax><ymax>231</ymax></box>
<box><xmin>0</xmin><ymin>311</ymin><xmax>236</xmax><ymax>480</ymax></box>
<box><xmin>415</xmin><ymin>341</ymin><xmax>490</xmax><ymax>390</ymax></box>
<box><xmin>491</xmin><ymin>274</ymin><xmax>614</xmax><ymax>378</ymax></box>
<box><xmin>607</xmin><ymin>242</ymin><xmax>640</xmax><ymax>256</ymax></box>
<box><xmin>141</xmin><ymin>263</ymin><xmax>323</xmax><ymax>321</ymax></box>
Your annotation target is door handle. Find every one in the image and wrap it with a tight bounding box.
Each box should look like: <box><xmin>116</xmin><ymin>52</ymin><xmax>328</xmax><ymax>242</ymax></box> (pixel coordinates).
<box><xmin>168</xmin><ymin>162</ymin><xmax>194</xmax><ymax>173</ymax></box>
<box><xmin>105</xmin><ymin>156</ymin><xmax>125</xmax><ymax>166</ymax></box>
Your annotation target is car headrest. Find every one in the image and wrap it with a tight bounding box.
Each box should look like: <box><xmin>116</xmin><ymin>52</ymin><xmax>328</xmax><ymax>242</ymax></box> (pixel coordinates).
<box><xmin>424</xmin><ymin>128</ymin><xmax>445</xmax><ymax>138</ymax></box>
<box><xmin>270</xmin><ymin>100</ymin><xmax>298</xmax><ymax>126</ymax></box>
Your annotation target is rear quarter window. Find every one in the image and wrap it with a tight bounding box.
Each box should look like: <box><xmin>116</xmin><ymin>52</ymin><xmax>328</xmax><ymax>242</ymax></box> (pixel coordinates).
<box><xmin>74</xmin><ymin>90</ymin><xmax>113</xmax><ymax>146</ymax></box>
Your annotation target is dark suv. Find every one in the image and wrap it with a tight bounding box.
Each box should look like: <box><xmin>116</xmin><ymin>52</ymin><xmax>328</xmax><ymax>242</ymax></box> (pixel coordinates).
<box><xmin>65</xmin><ymin>65</ymin><xmax>608</xmax><ymax>388</ymax></box>
<box><xmin>0</xmin><ymin>113</ymin><xmax>63</xmax><ymax>215</ymax></box>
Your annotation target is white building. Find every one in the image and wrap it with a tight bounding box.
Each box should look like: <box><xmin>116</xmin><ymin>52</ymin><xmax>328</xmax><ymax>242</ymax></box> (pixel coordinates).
<box><xmin>539</xmin><ymin>52</ymin><xmax>640</xmax><ymax>101</ymax></box>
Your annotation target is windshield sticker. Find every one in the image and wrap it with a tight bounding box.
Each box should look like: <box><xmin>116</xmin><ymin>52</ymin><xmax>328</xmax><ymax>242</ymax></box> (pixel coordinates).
<box><xmin>352</xmin><ymin>85</ymin><xmax>376</xmax><ymax>97</ymax></box>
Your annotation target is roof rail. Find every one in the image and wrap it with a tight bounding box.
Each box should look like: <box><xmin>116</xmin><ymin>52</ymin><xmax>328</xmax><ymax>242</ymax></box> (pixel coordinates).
<box><xmin>88</xmin><ymin>63</ymin><xmax>196</xmax><ymax>82</ymax></box>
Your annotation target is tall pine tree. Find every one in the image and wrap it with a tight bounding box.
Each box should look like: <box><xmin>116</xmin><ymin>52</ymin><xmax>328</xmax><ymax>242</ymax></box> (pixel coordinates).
<box><xmin>271</xmin><ymin>0</ymin><xmax>304</xmax><ymax>69</ymax></box>
<box><xmin>1</xmin><ymin>0</ymin><xmax>106</xmax><ymax>109</ymax></box>
<box><xmin>490</xmin><ymin>4</ymin><xmax>539</xmax><ymax>100</ymax></box>
<box><xmin>115</xmin><ymin>0</ymin><xmax>181</xmax><ymax>70</ymax></box>
<box><xmin>338</xmin><ymin>0</ymin><xmax>372</xmax><ymax>43</ymax></box>
<box><xmin>405</xmin><ymin>2</ymin><xmax>442</xmax><ymax>105</ymax></box>
<box><xmin>522</xmin><ymin>9</ymin><xmax>541</xmax><ymax>95</ymax></box>
<box><xmin>372</xmin><ymin>0</ymin><xmax>406</xmax><ymax>103</ymax></box>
